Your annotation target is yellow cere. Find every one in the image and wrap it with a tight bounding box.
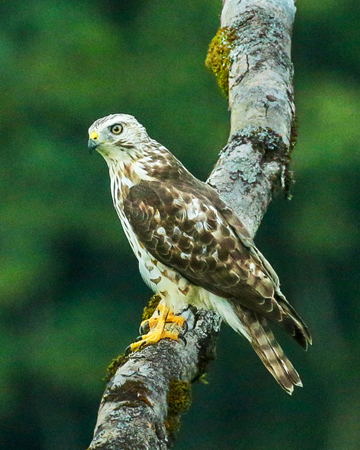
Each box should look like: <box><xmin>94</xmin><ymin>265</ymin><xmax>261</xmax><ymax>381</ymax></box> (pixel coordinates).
<box><xmin>90</xmin><ymin>131</ymin><xmax>99</xmax><ymax>140</ymax></box>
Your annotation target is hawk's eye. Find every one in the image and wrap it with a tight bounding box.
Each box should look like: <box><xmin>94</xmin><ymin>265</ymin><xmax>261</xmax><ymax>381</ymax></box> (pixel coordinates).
<box><xmin>110</xmin><ymin>124</ymin><xmax>123</xmax><ymax>135</ymax></box>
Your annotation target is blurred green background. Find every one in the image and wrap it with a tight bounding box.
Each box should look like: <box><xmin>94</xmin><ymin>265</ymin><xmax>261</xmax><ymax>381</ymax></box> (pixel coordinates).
<box><xmin>1</xmin><ymin>0</ymin><xmax>359</xmax><ymax>449</ymax></box>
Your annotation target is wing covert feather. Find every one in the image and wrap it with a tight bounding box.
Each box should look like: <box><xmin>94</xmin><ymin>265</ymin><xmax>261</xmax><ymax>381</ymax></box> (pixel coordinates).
<box><xmin>124</xmin><ymin>180</ymin><xmax>274</xmax><ymax>300</ymax></box>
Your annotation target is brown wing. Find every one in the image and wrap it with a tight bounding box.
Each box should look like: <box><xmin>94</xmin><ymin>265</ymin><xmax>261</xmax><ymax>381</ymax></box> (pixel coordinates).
<box><xmin>123</xmin><ymin>179</ymin><xmax>311</xmax><ymax>348</ymax></box>
<box><xmin>211</xmin><ymin>190</ymin><xmax>312</xmax><ymax>348</ymax></box>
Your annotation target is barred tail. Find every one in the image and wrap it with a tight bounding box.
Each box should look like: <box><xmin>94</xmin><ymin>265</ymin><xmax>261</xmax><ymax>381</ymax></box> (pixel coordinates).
<box><xmin>234</xmin><ymin>306</ymin><xmax>303</xmax><ymax>395</ymax></box>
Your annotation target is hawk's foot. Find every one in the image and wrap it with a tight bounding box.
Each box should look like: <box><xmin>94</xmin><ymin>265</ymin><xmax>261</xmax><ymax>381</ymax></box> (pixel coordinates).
<box><xmin>139</xmin><ymin>303</ymin><xmax>186</xmax><ymax>334</ymax></box>
<box><xmin>130</xmin><ymin>304</ymin><xmax>186</xmax><ymax>352</ymax></box>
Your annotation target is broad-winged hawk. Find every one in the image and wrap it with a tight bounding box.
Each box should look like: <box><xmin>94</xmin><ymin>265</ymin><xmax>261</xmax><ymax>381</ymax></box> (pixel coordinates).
<box><xmin>88</xmin><ymin>114</ymin><xmax>311</xmax><ymax>394</ymax></box>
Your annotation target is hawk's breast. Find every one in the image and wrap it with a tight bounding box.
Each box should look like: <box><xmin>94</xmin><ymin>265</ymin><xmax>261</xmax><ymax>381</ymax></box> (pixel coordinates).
<box><xmin>113</xmin><ymin>186</ymin><xmax>198</xmax><ymax>313</ymax></box>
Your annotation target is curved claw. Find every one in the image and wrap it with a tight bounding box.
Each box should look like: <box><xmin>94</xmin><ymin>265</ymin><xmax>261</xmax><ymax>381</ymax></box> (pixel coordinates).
<box><xmin>139</xmin><ymin>321</ymin><xmax>150</xmax><ymax>335</ymax></box>
<box><xmin>178</xmin><ymin>333</ymin><xmax>187</xmax><ymax>346</ymax></box>
<box><xmin>125</xmin><ymin>345</ymin><xmax>132</xmax><ymax>356</ymax></box>
<box><xmin>125</xmin><ymin>335</ymin><xmax>146</xmax><ymax>355</ymax></box>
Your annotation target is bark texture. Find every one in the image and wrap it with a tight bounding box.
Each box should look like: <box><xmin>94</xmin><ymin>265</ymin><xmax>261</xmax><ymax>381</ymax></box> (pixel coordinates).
<box><xmin>89</xmin><ymin>1</ymin><xmax>296</xmax><ymax>448</ymax></box>
<box><xmin>89</xmin><ymin>309</ymin><xmax>220</xmax><ymax>450</ymax></box>
<box><xmin>209</xmin><ymin>0</ymin><xmax>296</xmax><ymax>234</ymax></box>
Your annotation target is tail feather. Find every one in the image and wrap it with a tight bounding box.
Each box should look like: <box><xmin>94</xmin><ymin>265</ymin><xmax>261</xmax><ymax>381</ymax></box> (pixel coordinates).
<box><xmin>274</xmin><ymin>292</ymin><xmax>312</xmax><ymax>350</ymax></box>
<box><xmin>245</xmin><ymin>244</ymin><xmax>312</xmax><ymax>350</ymax></box>
<box><xmin>257</xmin><ymin>314</ymin><xmax>302</xmax><ymax>388</ymax></box>
<box><xmin>234</xmin><ymin>305</ymin><xmax>302</xmax><ymax>394</ymax></box>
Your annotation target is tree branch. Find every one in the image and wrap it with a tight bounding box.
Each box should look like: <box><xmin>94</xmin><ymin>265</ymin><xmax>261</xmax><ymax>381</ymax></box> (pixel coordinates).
<box><xmin>208</xmin><ymin>0</ymin><xmax>296</xmax><ymax>234</ymax></box>
<box><xmin>89</xmin><ymin>308</ymin><xmax>220</xmax><ymax>450</ymax></box>
<box><xmin>89</xmin><ymin>1</ymin><xmax>296</xmax><ymax>448</ymax></box>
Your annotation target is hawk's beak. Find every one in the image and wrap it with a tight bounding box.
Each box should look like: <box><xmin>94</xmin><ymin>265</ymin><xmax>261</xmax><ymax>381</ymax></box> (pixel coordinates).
<box><xmin>88</xmin><ymin>138</ymin><xmax>99</xmax><ymax>152</ymax></box>
<box><xmin>88</xmin><ymin>131</ymin><xmax>99</xmax><ymax>153</ymax></box>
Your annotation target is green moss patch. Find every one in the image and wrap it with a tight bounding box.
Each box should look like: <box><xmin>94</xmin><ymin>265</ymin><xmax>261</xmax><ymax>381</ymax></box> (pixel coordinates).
<box><xmin>205</xmin><ymin>27</ymin><xmax>237</xmax><ymax>97</ymax></box>
<box><xmin>142</xmin><ymin>294</ymin><xmax>162</xmax><ymax>321</ymax></box>
<box><xmin>106</xmin><ymin>353</ymin><xmax>129</xmax><ymax>382</ymax></box>
<box><xmin>165</xmin><ymin>379</ymin><xmax>192</xmax><ymax>443</ymax></box>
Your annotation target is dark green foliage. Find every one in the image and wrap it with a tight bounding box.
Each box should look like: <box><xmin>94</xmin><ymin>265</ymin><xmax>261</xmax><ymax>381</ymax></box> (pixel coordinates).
<box><xmin>1</xmin><ymin>1</ymin><xmax>360</xmax><ymax>449</ymax></box>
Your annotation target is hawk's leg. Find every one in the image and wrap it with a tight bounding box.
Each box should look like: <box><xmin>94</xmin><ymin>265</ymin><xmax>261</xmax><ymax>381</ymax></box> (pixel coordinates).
<box><xmin>130</xmin><ymin>304</ymin><xmax>186</xmax><ymax>352</ymax></box>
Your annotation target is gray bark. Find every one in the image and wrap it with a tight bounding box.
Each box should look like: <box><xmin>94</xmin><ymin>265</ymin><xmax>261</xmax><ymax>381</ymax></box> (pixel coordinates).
<box><xmin>89</xmin><ymin>0</ymin><xmax>296</xmax><ymax>448</ymax></box>
<box><xmin>89</xmin><ymin>309</ymin><xmax>221</xmax><ymax>450</ymax></box>
<box><xmin>209</xmin><ymin>0</ymin><xmax>296</xmax><ymax>234</ymax></box>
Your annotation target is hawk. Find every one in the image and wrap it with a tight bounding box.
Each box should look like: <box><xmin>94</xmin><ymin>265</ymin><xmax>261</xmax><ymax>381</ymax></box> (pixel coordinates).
<box><xmin>88</xmin><ymin>114</ymin><xmax>311</xmax><ymax>394</ymax></box>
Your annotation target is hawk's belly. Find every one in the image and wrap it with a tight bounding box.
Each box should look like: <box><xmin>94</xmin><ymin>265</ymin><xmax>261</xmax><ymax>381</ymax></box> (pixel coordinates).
<box><xmin>137</xmin><ymin>249</ymin><xmax>198</xmax><ymax>313</ymax></box>
<box><xmin>116</xmin><ymin>204</ymin><xmax>199</xmax><ymax>313</ymax></box>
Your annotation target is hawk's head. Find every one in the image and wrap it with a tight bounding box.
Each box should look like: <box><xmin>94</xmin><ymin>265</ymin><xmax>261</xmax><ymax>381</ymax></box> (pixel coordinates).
<box><xmin>88</xmin><ymin>114</ymin><xmax>150</xmax><ymax>161</ymax></box>
<box><xmin>88</xmin><ymin>113</ymin><xmax>186</xmax><ymax>183</ymax></box>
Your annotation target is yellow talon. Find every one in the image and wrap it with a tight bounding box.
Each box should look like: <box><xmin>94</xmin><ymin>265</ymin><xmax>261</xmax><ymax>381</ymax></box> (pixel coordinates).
<box><xmin>140</xmin><ymin>303</ymin><xmax>185</xmax><ymax>330</ymax></box>
<box><xmin>130</xmin><ymin>304</ymin><xmax>186</xmax><ymax>352</ymax></box>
